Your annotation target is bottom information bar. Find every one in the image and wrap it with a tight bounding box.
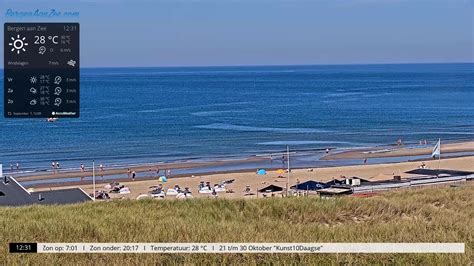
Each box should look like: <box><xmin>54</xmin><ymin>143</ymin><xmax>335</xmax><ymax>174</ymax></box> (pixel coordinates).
<box><xmin>31</xmin><ymin>243</ymin><xmax>465</xmax><ymax>254</ymax></box>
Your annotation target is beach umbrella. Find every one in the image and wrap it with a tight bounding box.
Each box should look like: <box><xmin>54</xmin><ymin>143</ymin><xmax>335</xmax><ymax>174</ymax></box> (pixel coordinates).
<box><xmin>276</xmin><ymin>169</ymin><xmax>285</xmax><ymax>175</ymax></box>
<box><xmin>158</xmin><ymin>176</ymin><xmax>167</xmax><ymax>182</ymax></box>
<box><xmin>257</xmin><ymin>169</ymin><xmax>267</xmax><ymax>175</ymax></box>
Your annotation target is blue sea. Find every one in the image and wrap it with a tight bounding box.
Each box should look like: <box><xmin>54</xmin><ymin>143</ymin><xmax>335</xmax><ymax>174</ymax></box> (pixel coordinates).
<box><xmin>1</xmin><ymin>63</ymin><xmax>473</xmax><ymax>172</ymax></box>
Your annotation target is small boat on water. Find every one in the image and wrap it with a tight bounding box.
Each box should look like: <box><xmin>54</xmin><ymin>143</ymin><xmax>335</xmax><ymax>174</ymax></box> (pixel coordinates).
<box><xmin>47</xmin><ymin>117</ymin><xmax>58</xmax><ymax>122</ymax></box>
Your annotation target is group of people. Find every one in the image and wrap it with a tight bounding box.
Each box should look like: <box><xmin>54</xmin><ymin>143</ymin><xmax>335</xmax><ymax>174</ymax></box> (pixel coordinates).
<box><xmin>174</xmin><ymin>185</ymin><xmax>191</xmax><ymax>195</ymax></box>
<box><xmin>79</xmin><ymin>163</ymin><xmax>105</xmax><ymax>174</ymax></box>
<box><xmin>48</xmin><ymin>162</ymin><xmax>170</xmax><ymax>182</ymax></box>
<box><xmin>49</xmin><ymin>162</ymin><xmax>107</xmax><ymax>175</ymax></box>
<box><xmin>51</xmin><ymin>161</ymin><xmax>60</xmax><ymax>173</ymax></box>
<box><xmin>9</xmin><ymin>162</ymin><xmax>20</xmax><ymax>171</ymax></box>
<box><xmin>127</xmin><ymin>168</ymin><xmax>137</xmax><ymax>180</ymax></box>
<box><xmin>198</xmin><ymin>181</ymin><xmax>213</xmax><ymax>191</ymax></box>
<box><xmin>149</xmin><ymin>184</ymin><xmax>191</xmax><ymax>196</ymax></box>
<box><xmin>199</xmin><ymin>181</ymin><xmax>225</xmax><ymax>196</ymax></box>
<box><xmin>58</xmin><ymin>162</ymin><xmax>107</xmax><ymax>181</ymax></box>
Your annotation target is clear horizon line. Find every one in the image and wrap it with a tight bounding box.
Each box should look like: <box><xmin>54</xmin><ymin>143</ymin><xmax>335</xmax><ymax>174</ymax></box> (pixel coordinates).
<box><xmin>57</xmin><ymin>61</ymin><xmax>474</xmax><ymax>69</ymax></box>
<box><xmin>0</xmin><ymin>61</ymin><xmax>472</xmax><ymax>71</ymax></box>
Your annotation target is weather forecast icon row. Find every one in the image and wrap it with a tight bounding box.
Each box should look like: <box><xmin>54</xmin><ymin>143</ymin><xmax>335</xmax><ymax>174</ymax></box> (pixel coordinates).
<box><xmin>28</xmin><ymin>75</ymin><xmax>63</xmax><ymax>85</ymax></box>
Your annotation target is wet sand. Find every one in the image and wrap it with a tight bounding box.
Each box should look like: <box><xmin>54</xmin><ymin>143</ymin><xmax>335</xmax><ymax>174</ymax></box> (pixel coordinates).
<box><xmin>34</xmin><ymin>155</ymin><xmax>474</xmax><ymax>200</ymax></box>
<box><xmin>323</xmin><ymin>141</ymin><xmax>474</xmax><ymax>160</ymax></box>
<box><xmin>14</xmin><ymin>157</ymin><xmax>266</xmax><ymax>182</ymax></box>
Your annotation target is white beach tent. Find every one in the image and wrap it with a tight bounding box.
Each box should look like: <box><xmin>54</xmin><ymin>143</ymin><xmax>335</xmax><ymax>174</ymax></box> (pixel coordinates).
<box><xmin>150</xmin><ymin>191</ymin><xmax>165</xmax><ymax>198</ymax></box>
<box><xmin>119</xmin><ymin>187</ymin><xmax>130</xmax><ymax>194</ymax></box>
<box><xmin>198</xmin><ymin>187</ymin><xmax>213</xmax><ymax>194</ymax></box>
<box><xmin>176</xmin><ymin>193</ymin><xmax>193</xmax><ymax>199</ymax></box>
<box><xmin>136</xmin><ymin>194</ymin><xmax>150</xmax><ymax>200</ymax></box>
<box><xmin>166</xmin><ymin>188</ymin><xmax>179</xmax><ymax>196</ymax></box>
<box><xmin>213</xmin><ymin>185</ymin><xmax>226</xmax><ymax>193</ymax></box>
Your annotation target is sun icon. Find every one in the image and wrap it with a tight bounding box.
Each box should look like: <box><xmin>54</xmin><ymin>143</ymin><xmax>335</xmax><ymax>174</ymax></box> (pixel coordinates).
<box><xmin>9</xmin><ymin>34</ymin><xmax>28</xmax><ymax>54</ymax></box>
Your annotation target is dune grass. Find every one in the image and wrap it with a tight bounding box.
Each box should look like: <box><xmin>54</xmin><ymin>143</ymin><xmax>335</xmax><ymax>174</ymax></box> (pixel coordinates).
<box><xmin>1</xmin><ymin>185</ymin><xmax>472</xmax><ymax>264</ymax></box>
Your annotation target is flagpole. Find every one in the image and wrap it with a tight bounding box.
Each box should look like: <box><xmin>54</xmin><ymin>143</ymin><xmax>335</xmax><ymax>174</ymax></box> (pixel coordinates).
<box><xmin>92</xmin><ymin>160</ymin><xmax>96</xmax><ymax>202</ymax></box>
<box><xmin>438</xmin><ymin>139</ymin><xmax>441</xmax><ymax>172</ymax></box>
<box><xmin>287</xmin><ymin>146</ymin><xmax>290</xmax><ymax>197</ymax></box>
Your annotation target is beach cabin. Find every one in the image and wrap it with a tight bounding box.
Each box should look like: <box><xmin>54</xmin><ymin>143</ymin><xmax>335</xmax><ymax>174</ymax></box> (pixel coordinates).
<box><xmin>345</xmin><ymin>177</ymin><xmax>369</xmax><ymax>186</ymax></box>
<box><xmin>324</xmin><ymin>179</ymin><xmax>345</xmax><ymax>187</ymax></box>
<box><xmin>291</xmin><ymin>180</ymin><xmax>328</xmax><ymax>191</ymax></box>
<box><xmin>345</xmin><ymin>178</ymin><xmax>360</xmax><ymax>186</ymax></box>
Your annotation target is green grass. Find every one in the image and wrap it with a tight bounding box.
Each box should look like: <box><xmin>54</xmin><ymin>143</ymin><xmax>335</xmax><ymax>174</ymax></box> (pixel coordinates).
<box><xmin>1</xmin><ymin>185</ymin><xmax>473</xmax><ymax>264</ymax></box>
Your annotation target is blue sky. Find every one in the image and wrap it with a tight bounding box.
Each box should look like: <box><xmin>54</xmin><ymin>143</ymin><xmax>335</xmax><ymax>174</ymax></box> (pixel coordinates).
<box><xmin>1</xmin><ymin>0</ymin><xmax>473</xmax><ymax>67</ymax></box>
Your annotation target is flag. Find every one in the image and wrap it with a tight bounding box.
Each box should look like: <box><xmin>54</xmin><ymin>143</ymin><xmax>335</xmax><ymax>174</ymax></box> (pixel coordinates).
<box><xmin>432</xmin><ymin>139</ymin><xmax>441</xmax><ymax>158</ymax></box>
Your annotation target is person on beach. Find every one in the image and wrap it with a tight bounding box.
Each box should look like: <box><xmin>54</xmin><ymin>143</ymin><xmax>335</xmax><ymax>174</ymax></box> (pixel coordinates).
<box><xmin>52</xmin><ymin>161</ymin><xmax>56</xmax><ymax>172</ymax></box>
<box><xmin>397</xmin><ymin>138</ymin><xmax>403</xmax><ymax>146</ymax></box>
<box><xmin>364</xmin><ymin>158</ymin><xmax>368</xmax><ymax>165</ymax></box>
<box><xmin>10</xmin><ymin>163</ymin><xmax>13</xmax><ymax>171</ymax></box>
<box><xmin>326</xmin><ymin>148</ymin><xmax>330</xmax><ymax>154</ymax></box>
<box><xmin>244</xmin><ymin>185</ymin><xmax>251</xmax><ymax>195</ymax></box>
<box><xmin>132</xmin><ymin>171</ymin><xmax>136</xmax><ymax>181</ymax></box>
<box><xmin>80</xmin><ymin>163</ymin><xmax>85</xmax><ymax>172</ymax></box>
<box><xmin>127</xmin><ymin>168</ymin><xmax>131</xmax><ymax>178</ymax></box>
<box><xmin>420</xmin><ymin>162</ymin><xmax>426</xmax><ymax>169</ymax></box>
<box><xmin>184</xmin><ymin>187</ymin><xmax>191</xmax><ymax>196</ymax></box>
<box><xmin>99</xmin><ymin>164</ymin><xmax>104</xmax><ymax>178</ymax></box>
<box><xmin>16</xmin><ymin>162</ymin><xmax>20</xmax><ymax>170</ymax></box>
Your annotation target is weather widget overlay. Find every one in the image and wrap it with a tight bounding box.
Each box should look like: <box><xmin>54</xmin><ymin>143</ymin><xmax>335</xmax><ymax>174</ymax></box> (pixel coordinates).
<box><xmin>4</xmin><ymin>23</ymin><xmax>79</xmax><ymax>118</ymax></box>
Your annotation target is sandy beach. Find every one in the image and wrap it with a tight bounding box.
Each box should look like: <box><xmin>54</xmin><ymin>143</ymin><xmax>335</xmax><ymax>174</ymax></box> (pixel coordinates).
<box><xmin>34</xmin><ymin>155</ymin><xmax>474</xmax><ymax>200</ymax></box>
<box><xmin>323</xmin><ymin>141</ymin><xmax>474</xmax><ymax>160</ymax></box>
